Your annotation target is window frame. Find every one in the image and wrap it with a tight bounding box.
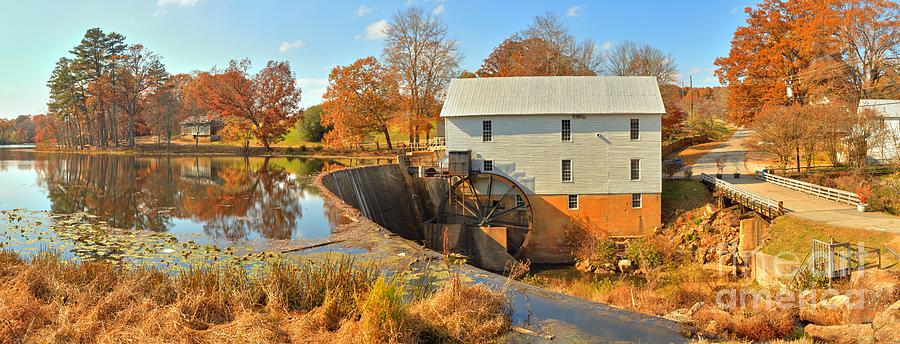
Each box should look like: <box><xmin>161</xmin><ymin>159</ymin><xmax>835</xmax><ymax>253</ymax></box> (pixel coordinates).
<box><xmin>561</xmin><ymin>119</ymin><xmax>572</xmax><ymax>142</ymax></box>
<box><xmin>515</xmin><ymin>194</ymin><xmax>526</xmax><ymax>208</ymax></box>
<box><xmin>561</xmin><ymin>159</ymin><xmax>573</xmax><ymax>182</ymax></box>
<box><xmin>482</xmin><ymin>120</ymin><xmax>493</xmax><ymax>142</ymax></box>
<box><xmin>630</xmin><ymin>158</ymin><xmax>641</xmax><ymax>181</ymax></box>
<box><xmin>568</xmin><ymin>194</ymin><xmax>579</xmax><ymax>210</ymax></box>
<box><xmin>631</xmin><ymin>193</ymin><xmax>642</xmax><ymax>208</ymax></box>
<box><xmin>630</xmin><ymin>118</ymin><xmax>640</xmax><ymax>141</ymax></box>
<box><xmin>483</xmin><ymin>160</ymin><xmax>493</xmax><ymax>172</ymax></box>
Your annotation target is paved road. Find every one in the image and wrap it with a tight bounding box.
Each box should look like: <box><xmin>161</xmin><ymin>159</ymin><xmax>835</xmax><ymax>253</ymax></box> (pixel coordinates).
<box><xmin>687</xmin><ymin>130</ymin><xmax>900</xmax><ymax>234</ymax></box>
<box><xmin>689</xmin><ymin>129</ymin><xmax>767</xmax><ymax>176</ymax></box>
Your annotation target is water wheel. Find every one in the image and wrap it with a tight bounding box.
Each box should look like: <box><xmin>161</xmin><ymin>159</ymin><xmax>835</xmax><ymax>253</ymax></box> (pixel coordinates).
<box><xmin>434</xmin><ymin>172</ymin><xmax>534</xmax><ymax>258</ymax></box>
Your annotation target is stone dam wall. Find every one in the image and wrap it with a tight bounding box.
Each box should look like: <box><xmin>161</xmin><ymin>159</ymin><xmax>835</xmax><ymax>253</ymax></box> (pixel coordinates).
<box><xmin>319</xmin><ymin>164</ymin><xmax>444</xmax><ymax>241</ymax></box>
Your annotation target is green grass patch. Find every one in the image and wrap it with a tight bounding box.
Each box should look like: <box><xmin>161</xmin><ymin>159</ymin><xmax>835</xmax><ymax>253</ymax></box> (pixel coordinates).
<box><xmin>761</xmin><ymin>215</ymin><xmax>900</xmax><ymax>262</ymax></box>
<box><xmin>662</xmin><ymin>179</ymin><xmax>712</xmax><ymax>223</ymax></box>
<box><xmin>272</xmin><ymin>127</ymin><xmax>323</xmax><ymax>148</ymax></box>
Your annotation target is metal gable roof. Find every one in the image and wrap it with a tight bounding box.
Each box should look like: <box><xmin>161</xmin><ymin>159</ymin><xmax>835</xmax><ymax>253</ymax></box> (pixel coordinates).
<box><xmin>440</xmin><ymin>76</ymin><xmax>666</xmax><ymax>117</ymax></box>
<box><xmin>859</xmin><ymin>99</ymin><xmax>900</xmax><ymax>118</ymax></box>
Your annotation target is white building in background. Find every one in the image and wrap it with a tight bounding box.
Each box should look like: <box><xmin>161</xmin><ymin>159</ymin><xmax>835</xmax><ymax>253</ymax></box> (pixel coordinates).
<box><xmin>440</xmin><ymin>76</ymin><xmax>664</xmax><ymax>262</ymax></box>
<box><xmin>859</xmin><ymin>99</ymin><xmax>900</xmax><ymax>163</ymax></box>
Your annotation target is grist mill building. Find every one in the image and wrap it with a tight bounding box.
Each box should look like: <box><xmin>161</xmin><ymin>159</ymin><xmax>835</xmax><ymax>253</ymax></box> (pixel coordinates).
<box><xmin>439</xmin><ymin>76</ymin><xmax>664</xmax><ymax>262</ymax></box>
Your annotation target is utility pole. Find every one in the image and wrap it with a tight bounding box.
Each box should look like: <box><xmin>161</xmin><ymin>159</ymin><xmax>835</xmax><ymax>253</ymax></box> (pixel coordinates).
<box><xmin>689</xmin><ymin>75</ymin><xmax>694</xmax><ymax>116</ymax></box>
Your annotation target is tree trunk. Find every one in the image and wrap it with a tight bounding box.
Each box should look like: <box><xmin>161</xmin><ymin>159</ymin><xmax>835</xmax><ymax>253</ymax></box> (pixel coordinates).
<box><xmin>127</xmin><ymin>104</ymin><xmax>136</xmax><ymax>148</ymax></box>
<box><xmin>382</xmin><ymin>126</ymin><xmax>393</xmax><ymax>150</ymax></box>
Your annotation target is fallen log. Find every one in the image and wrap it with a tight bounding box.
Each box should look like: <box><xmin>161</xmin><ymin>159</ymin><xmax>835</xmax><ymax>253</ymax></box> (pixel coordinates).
<box><xmin>281</xmin><ymin>240</ymin><xmax>346</xmax><ymax>253</ymax></box>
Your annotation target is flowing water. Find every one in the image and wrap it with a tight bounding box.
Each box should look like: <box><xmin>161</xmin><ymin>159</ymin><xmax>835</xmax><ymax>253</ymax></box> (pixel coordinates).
<box><xmin>0</xmin><ymin>146</ymin><xmax>383</xmax><ymax>267</ymax></box>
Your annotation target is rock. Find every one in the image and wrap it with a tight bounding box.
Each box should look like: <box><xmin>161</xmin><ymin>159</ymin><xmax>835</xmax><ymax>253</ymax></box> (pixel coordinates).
<box><xmin>805</xmin><ymin>324</ymin><xmax>875</xmax><ymax>344</ymax></box>
<box><xmin>801</xmin><ymin>294</ymin><xmax>851</xmax><ymax>325</ymax></box>
<box><xmin>871</xmin><ymin>282</ymin><xmax>898</xmax><ymax>299</ymax></box>
<box><xmin>704</xmin><ymin>204</ymin><xmax>715</xmax><ymax>218</ymax></box>
<box><xmin>617</xmin><ymin>259</ymin><xmax>633</xmax><ymax>272</ymax></box>
<box><xmin>873</xmin><ymin>300</ymin><xmax>900</xmax><ymax>344</ymax></box>
<box><xmin>599</xmin><ymin>263</ymin><xmax>616</xmax><ymax>273</ymax></box>
<box><xmin>664</xmin><ymin>309</ymin><xmax>692</xmax><ymax>323</ymax></box>
<box><xmin>825</xmin><ymin>294</ymin><xmax>851</xmax><ymax>308</ymax></box>
<box><xmin>719</xmin><ymin>252</ymin><xmax>734</xmax><ymax>266</ymax></box>
<box><xmin>575</xmin><ymin>259</ymin><xmax>593</xmax><ymax>273</ymax></box>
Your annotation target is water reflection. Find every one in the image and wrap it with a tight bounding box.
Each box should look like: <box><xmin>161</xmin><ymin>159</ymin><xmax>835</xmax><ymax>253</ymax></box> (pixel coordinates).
<box><xmin>0</xmin><ymin>148</ymin><xmax>387</xmax><ymax>242</ymax></box>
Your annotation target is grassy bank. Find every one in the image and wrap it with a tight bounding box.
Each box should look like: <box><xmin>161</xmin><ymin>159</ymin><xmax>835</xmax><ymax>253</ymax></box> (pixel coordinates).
<box><xmin>662</xmin><ymin>180</ymin><xmax>712</xmax><ymax>223</ymax></box>
<box><xmin>0</xmin><ymin>251</ymin><xmax>510</xmax><ymax>343</ymax></box>
<box><xmin>761</xmin><ymin>215</ymin><xmax>900</xmax><ymax>264</ymax></box>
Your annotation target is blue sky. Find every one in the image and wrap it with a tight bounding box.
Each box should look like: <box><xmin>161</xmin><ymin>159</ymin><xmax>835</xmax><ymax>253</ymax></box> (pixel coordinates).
<box><xmin>0</xmin><ymin>0</ymin><xmax>757</xmax><ymax>118</ymax></box>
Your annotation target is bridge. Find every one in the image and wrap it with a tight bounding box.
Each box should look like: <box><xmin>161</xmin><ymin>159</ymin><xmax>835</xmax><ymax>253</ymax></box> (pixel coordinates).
<box><xmin>700</xmin><ymin>171</ymin><xmax>900</xmax><ymax>233</ymax></box>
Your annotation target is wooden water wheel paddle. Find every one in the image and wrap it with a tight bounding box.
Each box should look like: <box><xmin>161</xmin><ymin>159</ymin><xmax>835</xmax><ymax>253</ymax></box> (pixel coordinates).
<box><xmin>434</xmin><ymin>172</ymin><xmax>534</xmax><ymax>259</ymax></box>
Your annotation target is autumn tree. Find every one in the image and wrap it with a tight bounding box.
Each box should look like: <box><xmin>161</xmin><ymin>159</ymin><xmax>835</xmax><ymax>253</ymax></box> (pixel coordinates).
<box><xmin>383</xmin><ymin>7</ymin><xmax>461</xmax><ymax>144</ymax></box>
<box><xmin>716</xmin><ymin>0</ymin><xmax>900</xmax><ymax>124</ymax></box>
<box><xmin>194</xmin><ymin>59</ymin><xmax>302</xmax><ymax>151</ymax></box>
<box><xmin>115</xmin><ymin>44</ymin><xmax>167</xmax><ymax>147</ymax></box>
<box><xmin>33</xmin><ymin>114</ymin><xmax>62</xmax><ymax>149</ymax></box>
<box><xmin>834</xmin><ymin>0</ymin><xmax>900</xmax><ymax>98</ymax></box>
<box><xmin>477</xmin><ymin>13</ymin><xmax>601</xmax><ymax>77</ymax></box>
<box><xmin>605</xmin><ymin>41</ymin><xmax>679</xmax><ymax>84</ymax></box>
<box><xmin>752</xmin><ymin>105</ymin><xmax>808</xmax><ymax>168</ymax></box>
<box><xmin>322</xmin><ymin>57</ymin><xmax>400</xmax><ymax>149</ymax></box>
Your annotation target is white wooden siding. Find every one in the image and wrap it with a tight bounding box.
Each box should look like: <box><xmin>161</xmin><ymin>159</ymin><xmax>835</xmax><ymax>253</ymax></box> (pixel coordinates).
<box><xmin>445</xmin><ymin>114</ymin><xmax>662</xmax><ymax>195</ymax></box>
<box><xmin>869</xmin><ymin>118</ymin><xmax>900</xmax><ymax>162</ymax></box>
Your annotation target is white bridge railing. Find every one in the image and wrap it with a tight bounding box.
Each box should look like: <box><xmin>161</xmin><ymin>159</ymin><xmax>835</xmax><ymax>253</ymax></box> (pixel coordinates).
<box><xmin>402</xmin><ymin>137</ymin><xmax>446</xmax><ymax>152</ymax></box>
<box><xmin>754</xmin><ymin>170</ymin><xmax>860</xmax><ymax>206</ymax></box>
<box><xmin>700</xmin><ymin>173</ymin><xmax>785</xmax><ymax>218</ymax></box>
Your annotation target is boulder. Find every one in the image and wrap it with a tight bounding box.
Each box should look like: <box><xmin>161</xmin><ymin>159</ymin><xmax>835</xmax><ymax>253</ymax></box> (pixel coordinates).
<box><xmin>575</xmin><ymin>259</ymin><xmax>593</xmax><ymax>273</ymax></box>
<box><xmin>873</xmin><ymin>300</ymin><xmax>900</xmax><ymax>343</ymax></box>
<box><xmin>801</xmin><ymin>294</ymin><xmax>851</xmax><ymax>326</ymax></box>
<box><xmin>805</xmin><ymin>324</ymin><xmax>875</xmax><ymax>344</ymax></box>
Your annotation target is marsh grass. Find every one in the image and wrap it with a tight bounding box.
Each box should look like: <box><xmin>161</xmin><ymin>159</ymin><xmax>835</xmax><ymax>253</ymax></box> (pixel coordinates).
<box><xmin>0</xmin><ymin>250</ymin><xmax>510</xmax><ymax>343</ymax></box>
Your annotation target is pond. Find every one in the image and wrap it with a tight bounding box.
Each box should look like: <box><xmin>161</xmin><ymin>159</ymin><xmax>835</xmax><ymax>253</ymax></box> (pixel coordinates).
<box><xmin>0</xmin><ymin>146</ymin><xmax>384</xmax><ymax>267</ymax></box>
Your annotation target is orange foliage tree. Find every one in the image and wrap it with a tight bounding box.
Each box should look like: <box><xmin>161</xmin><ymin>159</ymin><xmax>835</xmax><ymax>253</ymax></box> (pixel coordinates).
<box><xmin>477</xmin><ymin>13</ymin><xmax>601</xmax><ymax>77</ymax></box>
<box><xmin>193</xmin><ymin>59</ymin><xmax>301</xmax><ymax>151</ymax></box>
<box><xmin>321</xmin><ymin>57</ymin><xmax>400</xmax><ymax>150</ymax></box>
<box><xmin>716</xmin><ymin>0</ymin><xmax>900</xmax><ymax>125</ymax></box>
<box><xmin>33</xmin><ymin>114</ymin><xmax>62</xmax><ymax>149</ymax></box>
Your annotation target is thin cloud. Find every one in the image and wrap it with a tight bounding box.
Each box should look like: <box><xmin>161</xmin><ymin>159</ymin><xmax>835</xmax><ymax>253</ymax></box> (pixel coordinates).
<box><xmin>357</xmin><ymin>19</ymin><xmax>388</xmax><ymax>40</ymax></box>
<box><xmin>355</xmin><ymin>4</ymin><xmax>373</xmax><ymax>17</ymax></box>
<box><xmin>566</xmin><ymin>5</ymin><xmax>582</xmax><ymax>17</ymax></box>
<box><xmin>156</xmin><ymin>0</ymin><xmax>199</xmax><ymax>16</ymax></box>
<box><xmin>433</xmin><ymin>4</ymin><xmax>445</xmax><ymax>15</ymax></box>
<box><xmin>278</xmin><ymin>39</ymin><xmax>304</xmax><ymax>53</ymax></box>
<box><xmin>158</xmin><ymin>0</ymin><xmax>199</xmax><ymax>7</ymax></box>
<box><xmin>729</xmin><ymin>6</ymin><xmax>742</xmax><ymax>15</ymax></box>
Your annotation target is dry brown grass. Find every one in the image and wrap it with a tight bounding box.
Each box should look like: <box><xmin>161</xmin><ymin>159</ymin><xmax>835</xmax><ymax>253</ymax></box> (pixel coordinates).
<box><xmin>693</xmin><ymin>306</ymin><xmax>797</xmax><ymax>342</ymax></box>
<box><xmin>0</xmin><ymin>251</ymin><xmax>511</xmax><ymax>344</ymax></box>
<box><xmin>409</xmin><ymin>278</ymin><xmax>511</xmax><ymax>343</ymax></box>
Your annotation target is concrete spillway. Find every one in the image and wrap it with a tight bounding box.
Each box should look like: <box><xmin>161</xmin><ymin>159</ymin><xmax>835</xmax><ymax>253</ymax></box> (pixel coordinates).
<box><xmin>318</xmin><ymin>164</ymin><xmax>690</xmax><ymax>342</ymax></box>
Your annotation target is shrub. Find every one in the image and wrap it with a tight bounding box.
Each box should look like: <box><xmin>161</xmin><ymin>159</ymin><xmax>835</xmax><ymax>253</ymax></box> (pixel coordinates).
<box><xmin>870</xmin><ymin>172</ymin><xmax>900</xmax><ymax>215</ymax></box>
<box><xmin>562</xmin><ymin>215</ymin><xmax>611</xmax><ymax>263</ymax></box>
<box><xmin>625</xmin><ymin>237</ymin><xmax>665</xmax><ymax>270</ymax></box>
